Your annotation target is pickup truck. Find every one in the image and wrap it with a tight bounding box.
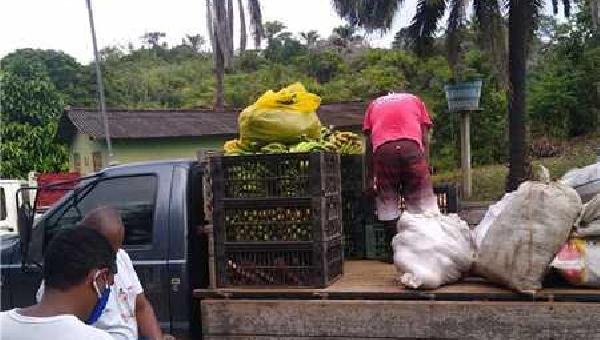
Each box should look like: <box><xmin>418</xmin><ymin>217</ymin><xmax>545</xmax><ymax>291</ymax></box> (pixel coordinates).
<box><xmin>3</xmin><ymin>159</ymin><xmax>600</xmax><ymax>339</ymax></box>
<box><xmin>1</xmin><ymin>160</ymin><xmax>208</xmax><ymax>337</ymax></box>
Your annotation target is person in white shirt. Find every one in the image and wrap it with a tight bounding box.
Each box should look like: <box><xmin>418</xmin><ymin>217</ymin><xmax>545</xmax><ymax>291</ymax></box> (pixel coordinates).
<box><xmin>0</xmin><ymin>227</ymin><xmax>116</xmax><ymax>340</ymax></box>
<box><xmin>37</xmin><ymin>206</ymin><xmax>164</xmax><ymax>340</ymax></box>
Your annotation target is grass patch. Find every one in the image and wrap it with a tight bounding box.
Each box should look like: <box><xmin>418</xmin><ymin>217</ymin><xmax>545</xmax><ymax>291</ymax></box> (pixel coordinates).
<box><xmin>433</xmin><ymin>133</ymin><xmax>599</xmax><ymax>202</ymax></box>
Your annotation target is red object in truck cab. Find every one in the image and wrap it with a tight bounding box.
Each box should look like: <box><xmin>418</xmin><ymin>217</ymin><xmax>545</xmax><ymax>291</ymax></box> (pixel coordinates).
<box><xmin>36</xmin><ymin>172</ymin><xmax>80</xmax><ymax>208</ymax></box>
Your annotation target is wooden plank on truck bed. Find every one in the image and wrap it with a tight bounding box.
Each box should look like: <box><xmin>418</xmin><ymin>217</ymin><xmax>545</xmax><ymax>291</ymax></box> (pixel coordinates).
<box><xmin>194</xmin><ymin>260</ymin><xmax>600</xmax><ymax>302</ymax></box>
<box><xmin>201</xmin><ymin>299</ymin><xmax>600</xmax><ymax>339</ymax></box>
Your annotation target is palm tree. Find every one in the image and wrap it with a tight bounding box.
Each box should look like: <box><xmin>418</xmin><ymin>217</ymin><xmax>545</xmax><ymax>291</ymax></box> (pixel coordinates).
<box><xmin>264</xmin><ymin>20</ymin><xmax>287</xmax><ymax>42</ymax></box>
<box><xmin>206</xmin><ymin>0</ymin><xmax>264</xmax><ymax>110</ymax></box>
<box><xmin>331</xmin><ymin>0</ymin><xmax>585</xmax><ymax>192</ymax></box>
<box><xmin>247</xmin><ymin>0</ymin><xmax>265</xmax><ymax>49</ymax></box>
<box><xmin>300</xmin><ymin>30</ymin><xmax>320</xmax><ymax>48</ymax></box>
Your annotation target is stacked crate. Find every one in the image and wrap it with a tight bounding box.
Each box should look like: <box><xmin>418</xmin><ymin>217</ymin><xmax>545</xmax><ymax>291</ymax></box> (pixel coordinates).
<box><xmin>209</xmin><ymin>152</ymin><xmax>343</xmax><ymax>288</ymax></box>
<box><xmin>340</xmin><ymin>155</ymin><xmax>366</xmax><ymax>258</ymax></box>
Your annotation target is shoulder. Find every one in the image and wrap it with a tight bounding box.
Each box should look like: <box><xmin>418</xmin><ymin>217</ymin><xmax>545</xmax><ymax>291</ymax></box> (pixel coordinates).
<box><xmin>69</xmin><ymin>317</ymin><xmax>113</xmax><ymax>340</ymax></box>
<box><xmin>83</xmin><ymin>326</ymin><xmax>114</xmax><ymax>340</ymax></box>
<box><xmin>117</xmin><ymin>249</ymin><xmax>137</xmax><ymax>275</ymax></box>
<box><xmin>117</xmin><ymin>249</ymin><xmax>133</xmax><ymax>264</ymax></box>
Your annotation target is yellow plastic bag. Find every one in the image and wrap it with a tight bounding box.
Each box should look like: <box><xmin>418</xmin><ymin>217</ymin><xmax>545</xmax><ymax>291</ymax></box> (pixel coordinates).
<box><xmin>239</xmin><ymin>83</ymin><xmax>322</xmax><ymax>144</ymax></box>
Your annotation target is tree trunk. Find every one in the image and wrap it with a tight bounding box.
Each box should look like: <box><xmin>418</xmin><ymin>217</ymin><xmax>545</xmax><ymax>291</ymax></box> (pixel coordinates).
<box><xmin>227</xmin><ymin>0</ymin><xmax>235</xmax><ymax>57</ymax></box>
<box><xmin>214</xmin><ymin>40</ymin><xmax>225</xmax><ymax>111</ymax></box>
<box><xmin>206</xmin><ymin>0</ymin><xmax>216</xmax><ymax>52</ymax></box>
<box><xmin>506</xmin><ymin>0</ymin><xmax>531</xmax><ymax>192</ymax></box>
<box><xmin>238</xmin><ymin>0</ymin><xmax>247</xmax><ymax>52</ymax></box>
<box><xmin>207</xmin><ymin>0</ymin><xmax>224</xmax><ymax>110</ymax></box>
<box><xmin>214</xmin><ymin>0</ymin><xmax>232</xmax><ymax>68</ymax></box>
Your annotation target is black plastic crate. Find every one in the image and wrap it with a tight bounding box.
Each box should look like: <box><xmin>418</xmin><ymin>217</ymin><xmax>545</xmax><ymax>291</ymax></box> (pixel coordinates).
<box><xmin>340</xmin><ymin>155</ymin><xmax>364</xmax><ymax>196</ymax></box>
<box><xmin>340</xmin><ymin>155</ymin><xmax>366</xmax><ymax>258</ymax></box>
<box><xmin>217</xmin><ymin>196</ymin><xmax>342</xmax><ymax>243</ymax></box>
<box><xmin>210</xmin><ymin>152</ymin><xmax>340</xmax><ymax>200</ymax></box>
<box><xmin>221</xmin><ymin>237</ymin><xmax>343</xmax><ymax>288</ymax></box>
<box><xmin>365</xmin><ymin>223</ymin><xmax>389</xmax><ymax>259</ymax></box>
<box><xmin>342</xmin><ymin>194</ymin><xmax>366</xmax><ymax>258</ymax></box>
<box><xmin>209</xmin><ymin>152</ymin><xmax>343</xmax><ymax>288</ymax></box>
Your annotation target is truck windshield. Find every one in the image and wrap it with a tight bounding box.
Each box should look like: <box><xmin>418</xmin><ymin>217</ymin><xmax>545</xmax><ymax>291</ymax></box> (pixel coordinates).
<box><xmin>41</xmin><ymin>175</ymin><xmax>158</xmax><ymax>247</ymax></box>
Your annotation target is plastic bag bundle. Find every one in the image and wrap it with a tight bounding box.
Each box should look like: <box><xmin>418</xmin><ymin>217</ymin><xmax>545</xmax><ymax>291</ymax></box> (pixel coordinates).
<box><xmin>561</xmin><ymin>162</ymin><xmax>600</xmax><ymax>203</ymax></box>
<box><xmin>239</xmin><ymin>83</ymin><xmax>322</xmax><ymax>144</ymax></box>
<box><xmin>551</xmin><ymin>238</ymin><xmax>600</xmax><ymax>287</ymax></box>
<box><xmin>573</xmin><ymin>193</ymin><xmax>600</xmax><ymax>237</ymax></box>
<box><xmin>474</xmin><ymin>181</ymin><xmax>582</xmax><ymax>293</ymax></box>
<box><xmin>393</xmin><ymin>212</ymin><xmax>474</xmax><ymax>289</ymax></box>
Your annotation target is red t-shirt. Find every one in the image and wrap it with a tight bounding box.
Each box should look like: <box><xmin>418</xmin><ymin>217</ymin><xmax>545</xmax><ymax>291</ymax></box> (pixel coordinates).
<box><xmin>363</xmin><ymin>93</ymin><xmax>433</xmax><ymax>152</ymax></box>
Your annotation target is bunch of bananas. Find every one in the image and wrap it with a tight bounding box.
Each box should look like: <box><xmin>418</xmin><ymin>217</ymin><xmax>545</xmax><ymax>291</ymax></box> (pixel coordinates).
<box><xmin>224</xmin><ymin>139</ymin><xmax>246</xmax><ymax>155</ymax></box>
<box><xmin>289</xmin><ymin>141</ymin><xmax>326</xmax><ymax>153</ymax></box>
<box><xmin>329</xmin><ymin>131</ymin><xmax>364</xmax><ymax>154</ymax></box>
<box><xmin>224</xmin><ymin>127</ymin><xmax>363</xmax><ymax>155</ymax></box>
<box><xmin>260</xmin><ymin>142</ymin><xmax>289</xmax><ymax>154</ymax></box>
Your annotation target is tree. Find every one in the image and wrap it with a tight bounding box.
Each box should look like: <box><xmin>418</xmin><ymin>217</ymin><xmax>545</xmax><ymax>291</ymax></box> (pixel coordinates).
<box><xmin>1</xmin><ymin>49</ymin><xmax>93</xmax><ymax>106</ymax></box>
<box><xmin>300</xmin><ymin>30</ymin><xmax>320</xmax><ymax>48</ymax></box>
<box><xmin>392</xmin><ymin>28</ymin><xmax>410</xmax><ymax>50</ymax></box>
<box><xmin>264</xmin><ymin>21</ymin><xmax>287</xmax><ymax>42</ymax></box>
<box><xmin>206</xmin><ymin>0</ymin><xmax>264</xmax><ymax>110</ymax></box>
<box><xmin>0</xmin><ymin>64</ymin><xmax>68</xmax><ymax>178</ymax></box>
<box><xmin>331</xmin><ymin>0</ymin><xmax>584</xmax><ymax>192</ymax></box>
<box><xmin>206</xmin><ymin>0</ymin><xmax>231</xmax><ymax>110</ymax></box>
<box><xmin>263</xmin><ymin>23</ymin><xmax>306</xmax><ymax>62</ymax></box>
<box><xmin>247</xmin><ymin>0</ymin><xmax>264</xmax><ymax>49</ymax></box>
<box><xmin>142</xmin><ymin>32</ymin><xmax>167</xmax><ymax>49</ymax></box>
<box><xmin>238</xmin><ymin>0</ymin><xmax>247</xmax><ymax>51</ymax></box>
<box><xmin>182</xmin><ymin>34</ymin><xmax>206</xmax><ymax>53</ymax></box>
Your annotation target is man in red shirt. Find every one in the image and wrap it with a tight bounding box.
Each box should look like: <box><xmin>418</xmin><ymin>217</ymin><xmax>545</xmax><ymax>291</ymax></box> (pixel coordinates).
<box><xmin>364</xmin><ymin>93</ymin><xmax>438</xmax><ymax>258</ymax></box>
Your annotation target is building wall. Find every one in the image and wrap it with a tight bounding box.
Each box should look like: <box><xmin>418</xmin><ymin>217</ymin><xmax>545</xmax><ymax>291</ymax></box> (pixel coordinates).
<box><xmin>69</xmin><ymin>134</ymin><xmax>227</xmax><ymax>175</ymax></box>
<box><xmin>70</xmin><ymin>133</ymin><xmax>107</xmax><ymax>174</ymax></box>
<box><xmin>111</xmin><ymin>136</ymin><xmax>226</xmax><ymax>164</ymax></box>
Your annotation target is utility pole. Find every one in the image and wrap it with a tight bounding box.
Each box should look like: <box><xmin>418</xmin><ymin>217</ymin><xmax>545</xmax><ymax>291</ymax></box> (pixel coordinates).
<box><xmin>85</xmin><ymin>0</ymin><xmax>113</xmax><ymax>161</ymax></box>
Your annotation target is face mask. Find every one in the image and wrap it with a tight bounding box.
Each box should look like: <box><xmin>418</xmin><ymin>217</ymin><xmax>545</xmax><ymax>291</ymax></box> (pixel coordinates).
<box><xmin>85</xmin><ymin>271</ymin><xmax>111</xmax><ymax>325</ymax></box>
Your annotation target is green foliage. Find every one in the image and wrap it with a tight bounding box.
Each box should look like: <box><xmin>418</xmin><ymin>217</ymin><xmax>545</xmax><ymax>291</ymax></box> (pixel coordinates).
<box><xmin>296</xmin><ymin>50</ymin><xmax>347</xmax><ymax>83</ymax></box>
<box><xmin>0</xmin><ymin>68</ymin><xmax>68</xmax><ymax>178</ymax></box>
<box><xmin>528</xmin><ymin>12</ymin><xmax>600</xmax><ymax>138</ymax></box>
<box><xmin>2</xmin><ymin>49</ymin><xmax>93</xmax><ymax>106</ymax></box>
<box><xmin>6</xmin><ymin>14</ymin><xmax>598</xmax><ymax>177</ymax></box>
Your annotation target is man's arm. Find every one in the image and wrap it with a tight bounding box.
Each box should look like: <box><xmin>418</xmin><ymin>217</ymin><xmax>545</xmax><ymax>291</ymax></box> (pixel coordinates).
<box><xmin>135</xmin><ymin>293</ymin><xmax>163</xmax><ymax>339</ymax></box>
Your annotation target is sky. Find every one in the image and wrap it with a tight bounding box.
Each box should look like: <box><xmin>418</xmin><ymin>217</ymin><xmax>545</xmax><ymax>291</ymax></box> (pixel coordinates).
<box><xmin>0</xmin><ymin>0</ymin><xmax>562</xmax><ymax>64</ymax></box>
<box><xmin>0</xmin><ymin>0</ymin><xmax>418</xmax><ymax>64</ymax></box>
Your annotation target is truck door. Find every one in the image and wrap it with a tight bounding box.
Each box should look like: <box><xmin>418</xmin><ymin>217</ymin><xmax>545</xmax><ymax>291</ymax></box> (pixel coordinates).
<box><xmin>38</xmin><ymin>166</ymin><xmax>173</xmax><ymax>325</ymax></box>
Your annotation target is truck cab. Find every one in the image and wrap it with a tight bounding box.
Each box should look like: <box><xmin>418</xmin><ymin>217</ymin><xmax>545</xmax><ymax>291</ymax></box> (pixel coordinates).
<box><xmin>0</xmin><ymin>160</ymin><xmax>208</xmax><ymax>336</ymax></box>
<box><xmin>0</xmin><ymin>180</ymin><xmax>29</xmax><ymax>234</ymax></box>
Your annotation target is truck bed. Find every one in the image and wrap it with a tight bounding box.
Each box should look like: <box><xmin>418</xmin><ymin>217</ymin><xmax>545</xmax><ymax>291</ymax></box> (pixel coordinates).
<box><xmin>194</xmin><ymin>260</ymin><xmax>600</xmax><ymax>302</ymax></box>
<box><xmin>196</xmin><ymin>261</ymin><xmax>600</xmax><ymax>339</ymax></box>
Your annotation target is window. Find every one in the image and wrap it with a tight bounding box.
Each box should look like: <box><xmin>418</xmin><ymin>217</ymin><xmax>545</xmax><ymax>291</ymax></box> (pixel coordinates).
<box><xmin>73</xmin><ymin>153</ymin><xmax>81</xmax><ymax>174</ymax></box>
<box><xmin>43</xmin><ymin>175</ymin><xmax>157</xmax><ymax>247</ymax></box>
<box><xmin>92</xmin><ymin>152</ymin><xmax>103</xmax><ymax>172</ymax></box>
<box><xmin>0</xmin><ymin>188</ymin><xmax>6</xmax><ymax>221</ymax></box>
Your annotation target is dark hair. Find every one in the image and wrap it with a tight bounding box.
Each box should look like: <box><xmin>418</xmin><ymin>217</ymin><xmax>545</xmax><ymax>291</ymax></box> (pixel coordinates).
<box><xmin>44</xmin><ymin>228</ymin><xmax>116</xmax><ymax>290</ymax></box>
